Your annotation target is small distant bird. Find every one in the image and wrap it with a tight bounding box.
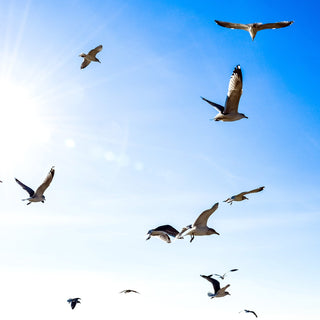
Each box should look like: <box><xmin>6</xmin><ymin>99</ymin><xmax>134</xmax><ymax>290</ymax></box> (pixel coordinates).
<box><xmin>201</xmin><ymin>65</ymin><xmax>247</xmax><ymax>122</ymax></box>
<box><xmin>120</xmin><ymin>289</ymin><xmax>140</xmax><ymax>294</ymax></box>
<box><xmin>224</xmin><ymin>186</ymin><xmax>265</xmax><ymax>205</ymax></box>
<box><xmin>200</xmin><ymin>275</ymin><xmax>231</xmax><ymax>298</ymax></box>
<box><xmin>146</xmin><ymin>225</ymin><xmax>181</xmax><ymax>243</ymax></box>
<box><xmin>176</xmin><ymin>203</ymin><xmax>220</xmax><ymax>243</ymax></box>
<box><xmin>215</xmin><ymin>20</ymin><xmax>294</xmax><ymax>41</ymax></box>
<box><xmin>67</xmin><ymin>298</ymin><xmax>81</xmax><ymax>309</ymax></box>
<box><xmin>15</xmin><ymin>167</ymin><xmax>55</xmax><ymax>205</ymax></box>
<box><xmin>214</xmin><ymin>269</ymin><xmax>238</xmax><ymax>280</ymax></box>
<box><xmin>239</xmin><ymin>310</ymin><xmax>258</xmax><ymax>318</ymax></box>
<box><xmin>79</xmin><ymin>45</ymin><xmax>103</xmax><ymax>69</ymax></box>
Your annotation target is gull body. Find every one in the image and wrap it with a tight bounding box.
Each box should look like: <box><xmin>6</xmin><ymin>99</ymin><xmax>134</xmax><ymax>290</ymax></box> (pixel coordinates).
<box><xmin>67</xmin><ymin>298</ymin><xmax>81</xmax><ymax>309</ymax></box>
<box><xmin>215</xmin><ymin>20</ymin><xmax>294</xmax><ymax>40</ymax></box>
<box><xmin>200</xmin><ymin>275</ymin><xmax>231</xmax><ymax>298</ymax></box>
<box><xmin>15</xmin><ymin>167</ymin><xmax>55</xmax><ymax>205</ymax></box>
<box><xmin>79</xmin><ymin>45</ymin><xmax>103</xmax><ymax>69</ymax></box>
<box><xmin>176</xmin><ymin>203</ymin><xmax>220</xmax><ymax>242</ymax></box>
<box><xmin>224</xmin><ymin>186</ymin><xmax>264</xmax><ymax>205</ymax></box>
<box><xmin>201</xmin><ymin>65</ymin><xmax>247</xmax><ymax>122</ymax></box>
<box><xmin>146</xmin><ymin>224</ymin><xmax>181</xmax><ymax>243</ymax></box>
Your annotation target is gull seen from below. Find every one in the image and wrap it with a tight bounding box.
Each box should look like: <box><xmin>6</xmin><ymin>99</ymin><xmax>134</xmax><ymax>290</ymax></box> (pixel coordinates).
<box><xmin>120</xmin><ymin>289</ymin><xmax>140</xmax><ymax>294</ymax></box>
<box><xmin>224</xmin><ymin>186</ymin><xmax>265</xmax><ymax>205</ymax></box>
<box><xmin>67</xmin><ymin>298</ymin><xmax>81</xmax><ymax>309</ymax></box>
<box><xmin>79</xmin><ymin>45</ymin><xmax>103</xmax><ymax>69</ymax></box>
<box><xmin>146</xmin><ymin>224</ymin><xmax>181</xmax><ymax>243</ymax></box>
<box><xmin>176</xmin><ymin>203</ymin><xmax>220</xmax><ymax>243</ymax></box>
<box><xmin>239</xmin><ymin>310</ymin><xmax>258</xmax><ymax>318</ymax></box>
<box><xmin>200</xmin><ymin>274</ymin><xmax>231</xmax><ymax>298</ymax></box>
<box><xmin>201</xmin><ymin>65</ymin><xmax>247</xmax><ymax>122</ymax></box>
<box><xmin>215</xmin><ymin>20</ymin><xmax>294</xmax><ymax>40</ymax></box>
<box><xmin>15</xmin><ymin>167</ymin><xmax>55</xmax><ymax>205</ymax></box>
<box><xmin>214</xmin><ymin>268</ymin><xmax>239</xmax><ymax>280</ymax></box>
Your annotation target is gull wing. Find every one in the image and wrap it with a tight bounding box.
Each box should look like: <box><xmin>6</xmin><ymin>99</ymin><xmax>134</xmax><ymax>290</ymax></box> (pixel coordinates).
<box><xmin>193</xmin><ymin>203</ymin><xmax>219</xmax><ymax>227</ymax></box>
<box><xmin>215</xmin><ymin>20</ymin><xmax>249</xmax><ymax>31</ymax></box>
<box><xmin>201</xmin><ymin>275</ymin><xmax>220</xmax><ymax>293</ymax></box>
<box><xmin>81</xmin><ymin>59</ymin><xmax>91</xmax><ymax>69</ymax></box>
<box><xmin>153</xmin><ymin>225</ymin><xmax>180</xmax><ymax>237</ymax></box>
<box><xmin>88</xmin><ymin>45</ymin><xmax>103</xmax><ymax>57</ymax></box>
<box><xmin>15</xmin><ymin>178</ymin><xmax>35</xmax><ymax>197</ymax></box>
<box><xmin>34</xmin><ymin>167</ymin><xmax>55</xmax><ymax>196</ymax></box>
<box><xmin>213</xmin><ymin>273</ymin><xmax>223</xmax><ymax>279</ymax></box>
<box><xmin>238</xmin><ymin>186</ymin><xmax>265</xmax><ymax>197</ymax></box>
<box><xmin>256</xmin><ymin>21</ymin><xmax>293</xmax><ymax>31</ymax></box>
<box><xmin>201</xmin><ymin>97</ymin><xmax>224</xmax><ymax>113</ymax></box>
<box><xmin>224</xmin><ymin>65</ymin><xmax>242</xmax><ymax>114</ymax></box>
<box><xmin>249</xmin><ymin>311</ymin><xmax>258</xmax><ymax>318</ymax></box>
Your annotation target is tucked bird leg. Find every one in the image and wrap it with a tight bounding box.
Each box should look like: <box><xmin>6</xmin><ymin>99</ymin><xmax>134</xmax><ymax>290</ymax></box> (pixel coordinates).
<box><xmin>190</xmin><ymin>234</ymin><xmax>194</xmax><ymax>243</ymax></box>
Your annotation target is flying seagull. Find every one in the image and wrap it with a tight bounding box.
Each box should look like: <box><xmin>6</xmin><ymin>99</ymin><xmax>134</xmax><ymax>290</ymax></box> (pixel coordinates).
<box><xmin>79</xmin><ymin>45</ymin><xmax>103</xmax><ymax>69</ymax></box>
<box><xmin>200</xmin><ymin>274</ymin><xmax>231</xmax><ymax>298</ymax></box>
<box><xmin>224</xmin><ymin>186</ymin><xmax>265</xmax><ymax>205</ymax></box>
<box><xmin>214</xmin><ymin>269</ymin><xmax>239</xmax><ymax>280</ymax></box>
<box><xmin>215</xmin><ymin>20</ymin><xmax>294</xmax><ymax>41</ymax></box>
<box><xmin>120</xmin><ymin>289</ymin><xmax>140</xmax><ymax>294</ymax></box>
<box><xmin>201</xmin><ymin>65</ymin><xmax>247</xmax><ymax>122</ymax></box>
<box><xmin>239</xmin><ymin>310</ymin><xmax>258</xmax><ymax>318</ymax></box>
<box><xmin>67</xmin><ymin>298</ymin><xmax>81</xmax><ymax>309</ymax></box>
<box><xmin>176</xmin><ymin>203</ymin><xmax>220</xmax><ymax>243</ymax></box>
<box><xmin>146</xmin><ymin>224</ymin><xmax>181</xmax><ymax>243</ymax></box>
<box><xmin>15</xmin><ymin>166</ymin><xmax>55</xmax><ymax>205</ymax></box>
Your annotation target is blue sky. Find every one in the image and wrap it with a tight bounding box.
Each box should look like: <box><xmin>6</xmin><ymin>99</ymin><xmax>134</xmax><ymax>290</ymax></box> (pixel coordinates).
<box><xmin>0</xmin><ymin>0</ymin><xmax>319</xmax><ymax>319</ymax></box>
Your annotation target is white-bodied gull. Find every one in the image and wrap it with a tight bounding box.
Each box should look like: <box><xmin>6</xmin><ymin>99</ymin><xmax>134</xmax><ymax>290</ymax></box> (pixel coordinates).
<box><xmin>67</xmin><ymin>298</ymin><xmax>81</xmax><ymax>309</ymax></box>
<box><xmin>176</xmin><ymin>203</ymin><xmax>220</xmax><ymax>242</ymax></box>
<box><xmin>146</xmin><ymin>224</ymin><xmax>181</xmax><ymax>243</ymax></box>
<box><xmin>200</xmin><ymin>274</ymin><xmax>231</xmax><ymax>298</ymax></box>
<box><xmin>215</xmin><ymin>20</ymin><xmax>294</xmax><ymax>40</ymax></box>
<box><xmin>201</xmin><ymin>65</ymin><xmax>247</xmax><ymax>122</ymax></box>
<box><xmin>224</xmin><ymin>186</ymin><xmax>265</xmax><ymax>205</ymax></box>
<box><xmin>79</xmin><ymin>45</ymin><xmax>103</xmax><ymax>69</ymax></box>
<box><xmin>214</xmin><ymin>268</ymin><xmax>238</xmax><ymax>280</ymax></box>
<box><xmin>15</xmin><ymin>166</ymin><xmax>55</xmax><ymax>205</ymax></box>
<box><xmin>239</xmin><ymin>310</ymin><xmax>258</xmax><ymax>318</ymax></box>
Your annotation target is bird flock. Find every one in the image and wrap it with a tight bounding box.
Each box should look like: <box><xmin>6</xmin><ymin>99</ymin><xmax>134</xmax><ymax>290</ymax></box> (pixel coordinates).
<box><xmin>2</xmin><ymin>17</ymin><xmax>294</xmax><ymax>317</ymax></box>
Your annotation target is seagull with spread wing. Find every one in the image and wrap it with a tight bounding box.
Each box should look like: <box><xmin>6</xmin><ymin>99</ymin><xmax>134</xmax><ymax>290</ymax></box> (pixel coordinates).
<box><xmin>15</xmin><ymin>167</ymin><xmax>55</xmax><ymax>205</ymax></box>
<box><xmin>215</xmin><ymin>20</ymin><xmax>293</xmax><ymax>40</ymax></box>
<box><xmin>176</xmin><ymin>203</ymin><xmax>220</xmax><ymax>243</ymax></box>
<box><xmin>120</xmin><ymin>289</ymin><xmax>140</xmax><ymax>294</ymax></box>
<box><xmin>67</xmin><ymin>298</ymin><xmax>81</xmax><ymax>309</ymax></box>
<box><xmin>79</xmin><ymin>45</ymin><xmax>103</xmax><ymax>69</ymax></box>
<box><xmin>224</xmin><ymin>186</ymin><xmax>265</xmax><ymax>205</ymax></box>
<box><xmin>239</xmin><ymin>310</ymin><xmax>258</xmax><ymax>318</ymax></box>
<box><xmin>146</xmin><ymin>224</ymin><xmax>181</xmax><ymax>243</ymax></box>
<box><xmin>200</xmin><ymin>274</ymin><xmax>231</xmax><ymax>298</ymax></box>
<box><xmin>201</xmin><ymin>65</ymin><xmax>247</xmax><ymax>122</ymax></box>
<box><xmin>214</xmin><ymin>268</ymin><xmax>238</xmax><ymax>280</ymax></box>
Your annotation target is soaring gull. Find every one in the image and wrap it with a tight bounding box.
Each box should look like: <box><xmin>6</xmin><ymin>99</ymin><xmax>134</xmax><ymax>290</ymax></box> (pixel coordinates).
<box><xmin>176</xmin><ymin>203</ymin><xmax>220</xmax><ymax>242</ymax></box>
<box><xmin>215</xmin><ymin>20</ymin><xmax>294</xmax><ymax>40</ymax></box>
<box><xmin>146</xmin><ymin>224</ymin><xmax>181</xmax><ymax>243</ymax></box>
<box><xmin>224</xmin><ymin>186</ymin><xmax>265</xmax><ymax>205</ymax></box>
<box><xmin>201</xmin><ymin>65</ymin><xmax>247</xmax><ymax>122</ymax></box>
<box><xmin>239</xmin><ymin>310</ymin><xmax>258</xmax><ymax>318</ymax></box>
<box><xmin>79</xmin><ymin>45</ymin><xmax>103</xmax><ymax>69</ymax></box>
<box><xmin>214</xmin><ymin>268</ymin><xmax>238</xmax><ymax>280</ymax></box>
<box><xmin>67</xmin><ymin>298</ymin><xmax>81</xmax><ymax>309</ymax></box>
<box><xmin>120</xmin><ymin>289</ymin><xmax>140</xmax><ymax>294</ymax></box>
<box><xmin>200</xmin><ymin>274</ymin><xmax>231</xmax><ymax>298</ymax></box>
<box><xmin>15</xmin><ymin>166</ymin><xmax>55</xmax><ymax>205</ymax></box>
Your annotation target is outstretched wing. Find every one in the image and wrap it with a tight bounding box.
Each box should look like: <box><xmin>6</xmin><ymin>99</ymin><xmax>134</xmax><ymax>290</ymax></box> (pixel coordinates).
<box><xmin>81</xmin><ymin>59</ymin><xmax>91</xmax><ymax>69</ymax></box>
<box><xmin>153</xmin><ymin>225</ymin><xmax>180</xmax><ymax>237</ymax></box>
<box><xmin>201</xmin><ymin>275</ymin><xmax>220</xmax><ymax>293</ymax></box>
<box><xmin>201</xmin><ymin>97</ymin><xmax>224</xmax><ymax>113</ymax></box>
<box><xmin>193</xmin><ymin>203</ymin><xmax>219</xmax><ymax>227</ymax></box>
<box><xmin>35</xmin><ymin>167</ymin><xmax>55</xmax><ymax>196</ymax></box>
<box><xmin>15</xmin><ymin>178</ymin><xmax>35</xmax><ymax>197</ymax></box>
<box><xmin>88</xmin><ymin>45</ymin><xmax>103</xmax><ymax>57</ymax></box>
<box><xmin>256</xmin><ymin>21</ymin><xmax>293</xmax><ymax>31</ymax></box>
<box><xmin>250</xmin><ymin>311</ymin><xmax>258</xmax><ymax>318</ymax></box>
<box><xmin>215</xmin><ymin>20</ymin><xmax>249</xmax><ymax>31</ymax></box>
<box><xmin>224</xmin><ymin>65</ymin><xmax>242</xmax><ymax>114</ymax></box>
<box><xmin>239</xmin><ymin>186</ymin><xmax>265</xmax><ymax>197</ymax></box>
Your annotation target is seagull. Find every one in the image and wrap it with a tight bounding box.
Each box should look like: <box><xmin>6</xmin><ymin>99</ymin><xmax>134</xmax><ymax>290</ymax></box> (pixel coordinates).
<box><xmin>215</xmin><ymin>20</ymin><xmax>294</xmax><ymax>41</ymax></box>
<box><xmin>214</xmin><ymin>269</ymin><xmax>239</xmax><ymax>280</ymax></box>
<box><xmin>176</xmin><ymin>203</ymin><xmax>220</xmax><ymax>243</ymax></box>
<box><xmin>201</xmin><ymin>65</ymin><xmax>247</xmax><ymax>122</ymax></box>
<box><xmin>15</xmin><ymin>167</ymin><xmax>55</xmax><ymax>205</ymax></box>
<box><xmin>120</xmin><ymin>289</ymin><xmax>140</xmax><ymax>294</ymax></box>
<box><xmin>79</xmin><ymin>45</ymin><xmax>103</xmax><ymax>69</ymax></box>
<box><xmin>239</xmin><ymin>310</ymin><xmax>258</xmax><ymax>318</ymax></box>
<box><xmin>67</xmin><ymin>298</ymin><xmax>81</xmax><ymax>309</ymax></box>
<box><xmin>200</xmin><ymin>275</ymin><xmax>231</xmax><ymax>298</ymax></box>
<box><xmin>224</xmin><ymin>186</ymin><xmax>265</xmax><ymax>205</ymax></box>
<box><xmin>146</xmin><ymin>224</ymin><xmax>181</xmax><ymax>243</ymax></box>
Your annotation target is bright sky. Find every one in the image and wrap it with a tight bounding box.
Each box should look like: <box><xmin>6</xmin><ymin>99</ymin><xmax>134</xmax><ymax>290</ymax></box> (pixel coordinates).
<box><xmin>0</xmin><ymin>0</ymin><xmax>319</xmax><ymax>319</ymax></box>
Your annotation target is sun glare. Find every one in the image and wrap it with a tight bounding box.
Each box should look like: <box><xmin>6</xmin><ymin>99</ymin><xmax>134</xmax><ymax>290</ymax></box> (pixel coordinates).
<box><xmin>0</xmin><ymin>79</ymin><xmax>52</xmax><ymax>172</ymax></box>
